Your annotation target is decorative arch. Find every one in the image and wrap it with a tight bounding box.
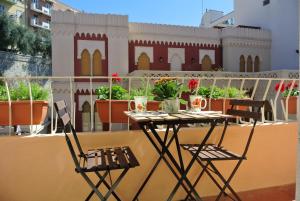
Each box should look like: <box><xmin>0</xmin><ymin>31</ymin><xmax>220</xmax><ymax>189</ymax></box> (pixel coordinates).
<box><xmin>137</xmin><ymin>52</ymin><xmax>150</xmax><ymax>70</ymax></box>
<box><xmin>93</xmin><ymin>50</ymin><xmax>102</xmax><ymax>76</ymax></box>
<box><xmin>254</xmin><ymin>56</ymin><xmax>260</xmax><ymax>72</ymax></box>
<box><xmin>81</xmin><ymin>101</ymin><xmax>91</xmax><ymax>132</ymax></box>
<box><xmin>247</xmin><ymin>55</ymin><xmax>253</xmax><ymax>72</ymax></box>
<box><xmin>170</xmin><ymin>53</ymin><xmax>182</xmax><ymax>71</ymax></box>
<box><xmin>81</xmin><ymin>49</ymin><xmax>91</xmax><ymax>76</ymax></box>
<box><xmin>201</xmin><ymin>55</ymin><xmax>212</xmax><ymax>71</ymax></box>
<box><xmin>239</xmin><ymin>55</ymin><xmax>245</xmax><ymax>72</ymax></box>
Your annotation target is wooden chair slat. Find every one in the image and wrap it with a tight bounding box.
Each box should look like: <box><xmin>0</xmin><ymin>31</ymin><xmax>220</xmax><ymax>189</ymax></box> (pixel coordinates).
<box><xmin>114</xmin><ymin>148</ymin><xmax>129</xmax><ymax>168</ymax></box>
<box><xmin>227</xmin><ymin>109</ymin><xmax>261</xmax><ymax>120</ymax></box>
<box><xmin>124</xmin><ymin>147</ymin><xmax>139</xmax><ymax>167</ymax></box>
<box><xmin>55</xmin><ymin>100</ymin><xmax>67</xmax><ymax>111</ymax></box>
<box><xmin>106</xmin><ymin>149</ymin><xmax>118</xmax><ymax>169</ymax></box>
<box><xmin>61</xmin><ymin>113</ymin><xmax>71</xmax><ymax>126</ymax></box>
<box><xmin>230</xmin><ymin>99</ymin><xmax>265</xmax><ymax>107</ymax></box>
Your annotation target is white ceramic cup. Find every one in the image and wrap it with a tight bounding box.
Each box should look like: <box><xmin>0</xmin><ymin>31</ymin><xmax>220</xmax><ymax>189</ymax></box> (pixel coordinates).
<box><xmin>190</xmin><ymin>95</ymin><xmax>207</xmax><ymax>112</ymax></box>
<box><xmin>130</xmin><ymin>96</ymin><xmax>147</xmax><ymax>113</ymax></box>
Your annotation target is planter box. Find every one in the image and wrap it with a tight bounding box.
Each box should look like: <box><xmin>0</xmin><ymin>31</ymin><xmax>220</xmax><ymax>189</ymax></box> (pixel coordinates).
<box><xmin>204</xmin><ymin>99</ymin><xmax>231</xmax><ymax>113</ymax></box>
<box><xmin>204</xmin><ymin>99</ymin><xmax>248</xmax><ymax>113</ymax></box>
<box><xmin>283</xmin><ymin>96</ymin><xmax>298</xmax><ymax>114</ymax></box>
<box><xmin>0</xmin><ymin>101</ymin><xmax>48</xmax><ymax>125</ymax></box>
<box><xmin>95</xmin><ymin>100</ymin><xmax>160</xmax><ymax>123</ymax></box>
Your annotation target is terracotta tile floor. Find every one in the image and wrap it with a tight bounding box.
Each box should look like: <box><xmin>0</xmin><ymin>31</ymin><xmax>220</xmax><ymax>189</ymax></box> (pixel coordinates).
<box><xmin>203</xmin><ymin>184</ymin><xmax>295</xmax><ymax>201</ymax></box>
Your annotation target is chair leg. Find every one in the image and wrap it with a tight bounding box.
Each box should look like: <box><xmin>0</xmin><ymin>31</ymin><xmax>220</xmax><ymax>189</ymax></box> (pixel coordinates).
<box><xmin>85</xmin><ymin>171</ymin><xmax>109</xmax><ymax>201</ymax></box>
<box><xmin>184</xmin><ymin>161</ymin><xmax>209</xmax><ymax>200</ymax></box>
<box><xmin>79</xmin><ymin>171</ymin><xmax>106</xmax><ymax>201</ymax></box>
<box><xmin>208</xmin><ymin>161</ymin><xmax>242</xmax><ymax>201</ymax></box>
<box><xmin>94</xmin><ymin>171</ymin><xmax>122</xmax><ymax>201</ymax></box>
<box><xmin>103</xmin><ymin>168</ymin><xmax>129</xmax><ymax>200</ymax></box>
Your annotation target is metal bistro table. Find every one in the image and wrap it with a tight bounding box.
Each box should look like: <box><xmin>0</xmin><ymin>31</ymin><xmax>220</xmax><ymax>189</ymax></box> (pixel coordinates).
<box><xmin>125</xmin><ymin>110</ymin><xmax>233</xmax><ymax>201</ymax></box>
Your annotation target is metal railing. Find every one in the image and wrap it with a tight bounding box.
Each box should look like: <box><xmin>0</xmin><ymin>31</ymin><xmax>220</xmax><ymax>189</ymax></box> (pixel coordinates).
<box><xmin>0</xmin><ymin>71</ymin><xmax>298</xmax><ymax>136</ymax></box>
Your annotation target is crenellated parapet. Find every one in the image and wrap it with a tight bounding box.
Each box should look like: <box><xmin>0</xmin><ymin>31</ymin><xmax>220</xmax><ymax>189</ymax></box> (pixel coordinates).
<box><xmin>129</xmin><ymin>22</ymin><xmax>221</xmax><ymax>46</ymax></box>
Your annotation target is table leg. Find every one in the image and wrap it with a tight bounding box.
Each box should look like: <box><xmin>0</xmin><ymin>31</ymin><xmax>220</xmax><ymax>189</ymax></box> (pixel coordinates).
<box><xmin>132</xmin><ymin>124</ymin><xmax>194</xmax><ymax>201</ymax></box>
<box><xmin>148</xmin><ymin>123</ymin><xmax>203</xmax><ymax>201</ymax></box>
<box><xmin>167</xmin><ymin>121</ymin><xmax>217</xmax><ymax>201</ymax></box>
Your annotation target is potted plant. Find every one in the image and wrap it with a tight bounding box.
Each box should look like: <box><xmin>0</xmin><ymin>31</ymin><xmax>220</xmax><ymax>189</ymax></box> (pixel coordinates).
<box><xmin>276</xmin><ymin>82</ymin><xmax>299</xmax><ymax>114</ymax></box>
<box><xmin>0</xmin><ymin>82</ymin><xmax>49</xmax><ymax>125</ymax></box>
<box><xmin>152</xmin><ymin>77</ymin><xmax>187</xmax><ymax>113</ymax></box>
<box><xmin>95</xmin><ymin>73</ymin><xmax>129</xmax><ymax>123</ymax></box>
<box><xmin>95</xmin><ymin>74</ymin><xmax>160</xmax><ymax>123</ymax></box>
<box><xmin>197</xmin><ymin>86</ymin><xmax>248</xmax><ymax>113</ymax></box>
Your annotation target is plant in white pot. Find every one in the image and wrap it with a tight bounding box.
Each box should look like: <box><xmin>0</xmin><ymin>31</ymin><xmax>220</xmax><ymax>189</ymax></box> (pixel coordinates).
<box><xmin>152</xmin><ymin>77</ymin><xmax>187</xmax><ymax>113</ymax></box>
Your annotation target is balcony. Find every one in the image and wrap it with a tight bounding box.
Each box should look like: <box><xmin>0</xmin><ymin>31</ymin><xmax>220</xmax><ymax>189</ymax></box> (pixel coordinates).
<box><xmin>30</xmin><ymin>18</ymin><xmax>50</xmax><ymax>30</ymax></box>
<box><xmin>0</xmin><ymin>71</ymin><xmax>297</xmax><ymax>200</ymax></box>
<box><xmin>30</xmin><ymin>3</ymin><xmax>51</xmax><ymax>16</ymax></box>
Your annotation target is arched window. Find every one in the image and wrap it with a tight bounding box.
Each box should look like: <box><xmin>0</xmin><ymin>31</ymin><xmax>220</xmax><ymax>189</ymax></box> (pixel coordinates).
<box><xmin>247</xmin><ymin>55</ymin><xmax>253</xmax><ymax>72</ymax></box>
<box><xmin>239</xmin><ymin>55</ymin><xmax>245</xmax><ymax>72</ymax></box>
<box><xmin>82</xmin><ymin>101</ymin><xmax>91</xmax><ymax>132</ymax></box>
<box><xmin>170</xmin><ymin>54</ymin><xmax>182</xmax><ymax>71</ymax></box>
<box><xmin>81</xmin><ymin>49</ymin><xmax>91</xmax><ymax>76</ymax></box>
<box><xmin>137</xmin><ymin>53</ymin><xmax>150</xmax><ymax>70</ymax></box>
<box><xmin>201</xmin><ymin>55</ymin><xmax>212</xmax><ymax>71</ymax></box>
<box><xmin>92</xmin><ymin>50</ymin><xmax>102</xmax><ymax>76</ymax></box>
<box><xmin>254</xmin><ymin>56</ymin><xmax>260</xmax><ymax>72</ymax></box>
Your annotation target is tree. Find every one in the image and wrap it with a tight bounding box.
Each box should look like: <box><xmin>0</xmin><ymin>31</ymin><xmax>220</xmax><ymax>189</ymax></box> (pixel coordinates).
<box><xmin>0</xmin><ymin>13</ymin><xmax>51</xmax><ymax>58</ymax></box>
<box><xmin>0</xmin><ymin>14</ymin><xmax>15</xmax><ymax>51</ymax></box>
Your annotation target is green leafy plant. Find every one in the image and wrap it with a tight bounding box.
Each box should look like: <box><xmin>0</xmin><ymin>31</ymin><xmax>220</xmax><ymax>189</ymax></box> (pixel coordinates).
<box><xmin>223</xmin><ymin>87</ymin><xmax>248</xmax><ymax>98</ymax></box>
<box><xmin>95</xmin><ymin>85</ymin><xmax>129</xmax><ymax>100</ymax></box>
<box><xmin>152</xmin><ymin>78</ymin><xmax>187</xmax><ymax>104</ymax></box>
<box><xmin>197</xmin><ymin>86</ymin><xmax>247</xmax><ymax>99</ymax></box>
<box><xmin>0</xmin><ymin>82</ymin><xmax>49</xmax><ymax>101</ymax></box>
<box><xmin>130</xmin><ymin>87</ymin><xmax>154</xmax><ymax>100</ymax></box>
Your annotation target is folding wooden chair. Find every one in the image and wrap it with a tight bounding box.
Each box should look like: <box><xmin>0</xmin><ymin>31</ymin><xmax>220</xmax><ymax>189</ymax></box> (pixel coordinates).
<box><xmin>181</xmin><ymin>99</ymin><xmax>265</xmax><ymax>201</ymax></box>
<box><xmin>54</xmin><ymin>100</ymin><xmax>139</xmax><ymax>201</ymax></box>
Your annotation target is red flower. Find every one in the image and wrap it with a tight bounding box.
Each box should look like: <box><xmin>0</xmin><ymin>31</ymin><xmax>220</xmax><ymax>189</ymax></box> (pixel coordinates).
<box><xmin>275</xmin><ymin>83</ymin><xmax>285</xmax><ymax>93</ymax></box>
<box><xmin>112</xmin><ymin>72</ymin><xmax>122</xmax><ymax>82</ymax></box>
<box><xmin>286</xmin><ymin>82</ymin><xmax>299</xmax><ymax>89</ymax></box>
<box><xmin>188</xmin><ymin>79</ymin><xmax>198</xmax><ymax>91</ymax></box>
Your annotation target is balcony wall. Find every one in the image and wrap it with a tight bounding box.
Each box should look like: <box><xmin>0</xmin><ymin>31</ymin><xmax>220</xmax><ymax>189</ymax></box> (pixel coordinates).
<box><xmin>0</xmin><ymin>122</ymin><xmax>297</xmax><ymax>201</ymax></box>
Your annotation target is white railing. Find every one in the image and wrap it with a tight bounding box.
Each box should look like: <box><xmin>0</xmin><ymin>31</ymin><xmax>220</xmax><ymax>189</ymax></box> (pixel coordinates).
<box><xmin>0</xmin><ymin>72</ymin><xmax>298</xmax><ymax>136</ymax></box>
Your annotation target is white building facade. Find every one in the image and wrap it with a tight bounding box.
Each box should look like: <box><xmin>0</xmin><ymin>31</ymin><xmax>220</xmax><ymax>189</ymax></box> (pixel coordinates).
<box><xmin>202</xmin><ymin>0</ymin><xmax>299</xmax><ymax>70</ymax></box>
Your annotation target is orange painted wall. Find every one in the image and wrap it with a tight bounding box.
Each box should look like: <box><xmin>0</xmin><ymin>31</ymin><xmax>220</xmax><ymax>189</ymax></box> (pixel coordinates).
<box><xmin>0</xmin><ymin>123</ymin><xmax>297</xmax><ymax>201</ymax></box>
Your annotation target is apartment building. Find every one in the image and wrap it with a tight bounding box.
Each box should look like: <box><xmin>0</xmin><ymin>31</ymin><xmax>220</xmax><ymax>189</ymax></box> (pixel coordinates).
<box><xmin>0</xmin><ymin>0</ymin><xmax>77</xmax><ymax>30</ymax></box>
<box><xmin>0</xmin><ymin>0</ymin><xmax>26</xmax><ymax>24</ymax></box>
<box><xmin>27</xmin><ymin>0</ymin><xmax>78</xmax><ymax>30</ymax></box>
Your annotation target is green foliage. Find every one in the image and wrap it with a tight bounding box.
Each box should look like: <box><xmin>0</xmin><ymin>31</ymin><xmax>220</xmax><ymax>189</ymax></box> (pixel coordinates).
<box><xmin>0</xmin><ymin>14</ymin><xmax>51</xmax><ymax>58</ymax></box>
<box><xmin>130</xmin><ymin>87</ymin><xmax>154</xmax><ymax>100</ymax></box>
<box><xmin>224</xmin><ymin>87</ymin><xmax>247</xmax><ymax>98</ymax></box>
<box><xmin>0</xmin><ymin>82</ymin><xmax>49</xmax><ymax>101</ymax></box>
<box><xmin>0</xmin><ymin>85</ymin><xmax>8</xmax><ymax>101</ymax></box>
<box><xmin>197</xmin><ymin>86</ymin><xmax>247</xmax><ymax>99</ymax></box>
<box><xmin>152</xmin><ymin>78</ymin><xmax>187</xmax><ymax>101</ymax></box>
<box><xmin>282</xmin><ymin>89</ymin><xmax>299</xmax><ymax>97</ymax></box>
<box><xmin>95</xmin><ymin>85</ymin><xmax>129</xmax><ymax>100</ymax></box>
<box><xmin>0</xmin><ymin>14</ymin><xmax>15</xmax><ymax>51</ymax></box>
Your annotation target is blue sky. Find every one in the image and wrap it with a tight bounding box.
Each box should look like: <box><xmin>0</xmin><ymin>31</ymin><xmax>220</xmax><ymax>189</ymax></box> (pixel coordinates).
<box><xmin>60</xmin><ymin>0</ymin><xmax>233</xmax><ymax>26</ymax></box>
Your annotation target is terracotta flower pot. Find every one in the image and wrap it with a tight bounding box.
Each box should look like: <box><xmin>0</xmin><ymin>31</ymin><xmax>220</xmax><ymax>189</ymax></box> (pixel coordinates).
<box><xmin>95</xmin><ymin>100</ymin><xmax>161</xmax><ymax>123</ymax></box>
<box><xmin>204</xmin><ymin>99</ymin><xmax>228</xmax><ymax>112</ymax></box>
<box><xmin>283</xmin><ymin>96</ymin><xmax>298</xmax><ymax>114</ymax></box>
<box><xmin>0</xmin><ymin>101</ymin><xmax>48</xmax><ymax>125</ymax></box>
<box><xmin>204</xmin><ymin>99</ymin><xmax>248</xmax><ymax>113</ymax></box>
